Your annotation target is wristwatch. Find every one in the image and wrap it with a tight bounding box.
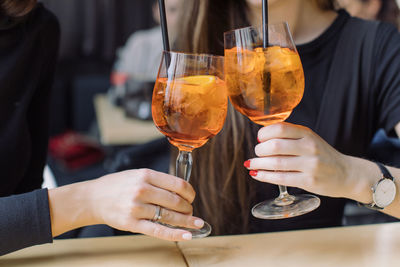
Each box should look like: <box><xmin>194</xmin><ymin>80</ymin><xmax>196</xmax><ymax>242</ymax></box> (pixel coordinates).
<box><xmin>359</xmin><ymin>162</ymin><xmax>396</xmax><ymax>210</ymax></box>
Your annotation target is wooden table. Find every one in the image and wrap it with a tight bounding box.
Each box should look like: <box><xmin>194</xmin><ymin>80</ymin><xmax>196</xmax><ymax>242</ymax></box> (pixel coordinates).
<box><xmin>3</xmin><ymin>223</ymin><xmax>400</xmax><ymax>266</ymax></box>
<box><xmin>94</xmin><ymin>94</ymin><xmax>163</xmax><ymax>145</ymax></box>
<box><xmin>0</xmin><ymin>236</ymin><xmax>185</xmax><ymax>267</ymax></box>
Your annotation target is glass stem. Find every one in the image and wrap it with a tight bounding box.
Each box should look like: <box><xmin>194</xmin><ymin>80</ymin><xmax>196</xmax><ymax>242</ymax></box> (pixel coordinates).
<box><xmin>176</xmin><ymin>151</ymin><xmax>193</xmax><ymax>182</ymax></box>
<box><xmin>275</xmin><ymin>185</ymin><xmax>294</xmax><ymax>206</ymax></box>
<box><xmin>278</xmin><ymin>185</ymin><xmax>289</xmax><ymax>198</ymax></box>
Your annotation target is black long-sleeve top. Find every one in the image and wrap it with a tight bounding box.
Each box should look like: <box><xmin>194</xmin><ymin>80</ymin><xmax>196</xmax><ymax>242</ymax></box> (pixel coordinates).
<box><xmin>0</xmin><ymin>4</ymin><xmax>59</xmax><ymax>255</ymax></box>
<box><xmin>247</xmin><ymin>11</ymin><xmax>400</xmax><ymax>234</ymax></box>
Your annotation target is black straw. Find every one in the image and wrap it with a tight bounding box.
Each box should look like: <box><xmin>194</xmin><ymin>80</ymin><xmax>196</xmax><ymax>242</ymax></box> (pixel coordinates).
<box><xmin>262</xmin><ymin>0</ymin><xmax>269</xmax><ymax>48</ymax></box>
<box><xmin>158</xmin><ymin>0</ymin><xmax>170</xmax><ymax>52</ymax></box>
<box><xmin>262</xmin><ymin>0</ymin><xmax>271</xmax><ymax>109</ymax></box>
<box><xmin>158</xmin><ymin>0</ymin><xmax>171</xmax><ymax>75</ymax></box>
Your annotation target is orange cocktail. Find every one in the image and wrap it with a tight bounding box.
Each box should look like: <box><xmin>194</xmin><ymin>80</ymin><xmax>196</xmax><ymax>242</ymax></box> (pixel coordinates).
<box><xmin>225</xmin><ymin>46</ymin><xmax>304</xmax><ymax>126</ymax></box>
<box><xmin>152</xmin><ymin>75</ymin><xmax>227</xmax><ymax>151</ymax></box>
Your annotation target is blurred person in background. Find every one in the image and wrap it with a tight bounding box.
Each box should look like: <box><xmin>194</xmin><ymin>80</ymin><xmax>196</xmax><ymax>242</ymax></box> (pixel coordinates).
<box><xmin>337</xmin><ymin>0</ymin><xmax>400</xmax><ymax>27</ymax></box>
<box><xmin>173</xmin><ymin>0</ymin><xmax>400</xmax><ymax>236</ymax></box>
<box><xmin>109</xmin><ymin>0</ymin><xmax>182</xmax><ymax>106</ymax></box>
<box><xmin>113</xmin><ymin>0</ymin><xmax>181</xmax><ymax>81</ymax></box>
<box><xmin>0</xmin><ymin>0</ymin><xmax>203</xmax><ymax>256</ymax></box>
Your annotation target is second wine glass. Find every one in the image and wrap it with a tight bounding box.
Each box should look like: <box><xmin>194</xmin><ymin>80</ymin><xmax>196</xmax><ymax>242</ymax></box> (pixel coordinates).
<box><xmin>152</xmin><ymin>51</ymin><xmax>228</xmax><ymax>237</ymax></box>
<box><xmin>224</xmin><ymin>22</ymin><xmax>320</xmax><ymax>219</ymax></box>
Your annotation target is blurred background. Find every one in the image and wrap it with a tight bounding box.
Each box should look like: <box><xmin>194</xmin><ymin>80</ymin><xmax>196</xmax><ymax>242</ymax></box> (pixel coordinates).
<box><xmin>45</xmin><ymin>0</ymin><xmax>153</xmax><ymax>135</ymax></box>
<box><xmin>40</xmin><ymin>0</ymin><xmax>400</xmax><ymax>238</ymax></box>
<box><xmin>44</xmin><ymin>0</ymin><xmax>176</xmax><ymax>190</ymax></box>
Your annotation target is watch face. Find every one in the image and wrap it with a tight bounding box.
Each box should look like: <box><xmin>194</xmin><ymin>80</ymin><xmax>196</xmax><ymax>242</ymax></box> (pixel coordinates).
<box><xmin>373</xmin><ymin>179</ymin><xmax>397</xmax><ymax>208</ymax></box>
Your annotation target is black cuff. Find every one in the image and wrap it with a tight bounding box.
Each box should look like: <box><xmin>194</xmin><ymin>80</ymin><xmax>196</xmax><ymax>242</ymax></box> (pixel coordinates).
<box><xmin>0</xmin><ymin>189</ymin><xmax>53</xmax><ymax>256</ymax></box>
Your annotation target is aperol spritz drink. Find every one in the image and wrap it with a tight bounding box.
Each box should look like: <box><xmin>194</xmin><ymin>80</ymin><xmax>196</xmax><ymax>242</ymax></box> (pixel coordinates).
<box><xmin>225</xmin><ymin>46</ymin><xmax>304</xmax><ymax>126</ymax></box>
<box><xmin>152</xmin><ymin>75</ymin><xmax>227</xmax><ymax>151</ymax></box>
<box><xmin>224</xmin><ymin>23</ymin><xmax>320</xmax><ymax>219</ymax></box>
<box><xmin>152</xmin><ymin>51</ymin><xmax>227</xmax><ymax>237</ymax></box>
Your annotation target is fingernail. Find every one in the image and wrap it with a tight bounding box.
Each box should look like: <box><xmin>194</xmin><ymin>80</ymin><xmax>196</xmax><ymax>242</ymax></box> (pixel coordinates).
<box><xmin>249</xmin><ymin>170</ymin><xmax>258</xmax><ymax>177</ymax></box>
<box><xmin>194</xmin><ymin>219</ymin><xmax>204</xmax><ymax>227</ymax></box>
<box><xmin>182</xmin><ymin>233</ymin><xmax>192</xmax><ymax>240</ymax></box>
<box><xmin>257</xmin><ymin>137</ymin><xmax>261</xmax><ymax>143</ymax></box>
<box><xmin>244</xmin><ymin>160</ymin><xmax>251</xmax><ymax>168</ymax></box>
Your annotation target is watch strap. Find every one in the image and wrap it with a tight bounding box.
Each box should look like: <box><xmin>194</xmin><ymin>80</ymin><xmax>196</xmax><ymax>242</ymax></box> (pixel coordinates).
<box><xmin>375</xmin><ymin>162</ymin><xmax>394</xmax><ymax>180</ymax></box>
<box><xmin>358</xmin><ymin>201</ymin><xmax>383</xmax><ymax>210</ymax></box>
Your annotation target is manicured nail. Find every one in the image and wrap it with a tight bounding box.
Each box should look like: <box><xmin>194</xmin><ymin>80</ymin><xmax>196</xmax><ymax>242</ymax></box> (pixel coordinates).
<box><xmin>249</xmin><ymin>170</ymin><xmax>258</xmax><ymax>177</ymax></box>
<box><xmin>194</xmin><ymin>219</ymin><xmax>204</xmax><ymax>227</ymax></box>
<box><xmin>244</xmin><ymin>160</ymin><xmax>251</xmax><ymax>168</ymax></box>
<box><xmin>182</xmin><ymin>233</ymin><xmax>192</xmax><ymax>240</ymax></box>
<box><xmin>257</xmin><ymin>137</ymin><xmax>261</xmax><ymax>143</ymax></box>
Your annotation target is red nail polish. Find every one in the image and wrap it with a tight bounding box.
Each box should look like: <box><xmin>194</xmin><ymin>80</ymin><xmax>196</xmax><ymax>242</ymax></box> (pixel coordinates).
<box><xmin>257</xmin><ymin>137</ymin><xmax>261</xmax><ymax>143</ymax></box>
<box><xmin>244</xmin><ymin>160</ymin><xmax>251</xmax><ymax>168</ymax></box>
<box><xmin>249</xmin><ymin>170</ymin><xmax>258</xmax><ymax>177</ymax></box>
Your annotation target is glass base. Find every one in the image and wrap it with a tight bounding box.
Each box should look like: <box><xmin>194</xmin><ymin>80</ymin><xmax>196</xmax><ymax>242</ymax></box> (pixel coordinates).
<box><xmin>251</xmin><ymin>194</ymin><xmax>320</xmax><ymax>219</ymax></box>
<box><xmin>160</xmin><ymin>221</ymin><xmax>212</xmax><ymax>238</ymax></box>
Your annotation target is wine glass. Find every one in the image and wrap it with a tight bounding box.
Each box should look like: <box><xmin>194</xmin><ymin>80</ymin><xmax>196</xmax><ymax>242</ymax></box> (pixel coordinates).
<box><xmin>224</xmin><ymin>22</ymin><xmax>320</xmax><ymax>219</ymax></box>
<box><xmin>152</xmin><ymin>51</ymin><xmax>227</xmax><ymax>237</ymax></box>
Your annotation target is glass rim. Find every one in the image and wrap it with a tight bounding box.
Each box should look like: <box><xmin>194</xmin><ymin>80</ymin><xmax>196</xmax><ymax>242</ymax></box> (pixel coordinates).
<box><xmin>162</xmin><ymin>50</ymin><xmax>224</xmax><ymax>60</ymax></box>
<box><xmin>223</xmin><ymin>21</ymin><xmax>289</xmax><ymax>36</ymax></box>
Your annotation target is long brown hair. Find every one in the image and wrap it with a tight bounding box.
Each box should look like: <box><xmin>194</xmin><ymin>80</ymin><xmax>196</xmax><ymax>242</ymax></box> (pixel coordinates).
<box><xmin>173</xmin><ymin>0</ymin><xmax>255</xmax><ymax>235</ymax></box>
<box><xmin>0</xmin><ymin>0</ymin><xmax>37</xmax><ymax>18</ymax></box>
<box><xmin>376</xmin><ymin>0</ymin><xmax>400</xmax><ymax>28</ymax></box>
<box><xmin>313</xmin><ymin>0</ymin><xmax>336</xmax><ymax>10</ymax></box>
<box><xmin>174</xmin><ymin>0</ymin><xmax>336</xmax><ymax>235</ymax></box>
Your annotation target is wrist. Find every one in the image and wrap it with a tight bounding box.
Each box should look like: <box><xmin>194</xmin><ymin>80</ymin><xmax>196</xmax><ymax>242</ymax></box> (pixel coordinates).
<box><xmin>48</xmin><ymin>180</ymin><xmax>96</xmax><ymax>237</ymax></box>
<box><xmin>342</xmin><ymin>155</ymin><xmax>378</xmax><ymax>204</ymax></box>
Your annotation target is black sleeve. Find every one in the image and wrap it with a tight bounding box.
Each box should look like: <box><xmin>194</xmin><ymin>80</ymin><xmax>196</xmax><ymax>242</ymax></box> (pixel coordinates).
<box><xmin>374</xmin><ymin>24</ymin><xmax>400</xmax><ymax>135</ymax></box>
<box><xmin>0</xmin><ymin>6</ymin><xmax>59</xmax><ymax>256</ymax></box>
<box><xmin>0</xmin><ymin>189</ymin><xmax>53</xmax><ymax>256</ymax></box>
<box><xmin>16</xmin><ymin>4</ymin><xmax>60</xmax><ymax>194</ymax></box>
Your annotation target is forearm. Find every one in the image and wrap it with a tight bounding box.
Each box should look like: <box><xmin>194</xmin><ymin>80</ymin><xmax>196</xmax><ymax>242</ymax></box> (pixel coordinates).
<box><xmin>343</xmin><ymin>155</ymin><xmax>400</xmax><ymax>218</ymax></box>
<box><xmin>48</xmin><ymin>181</ymin><xmax>96</xmax><ymax>237</ymax></box>
<box><xmin>340</xmin><ymin>122</ymin><xmax>400</xmax><ymax>217</ymax></box>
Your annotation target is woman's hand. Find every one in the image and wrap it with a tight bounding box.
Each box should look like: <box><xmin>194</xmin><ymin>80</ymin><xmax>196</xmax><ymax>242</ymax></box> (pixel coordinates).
<box><xmin>244</xmin><ymin>122</ymin><xmax>400</xmax><ymax>219</ymax></box>
<box><xmin>49</xmin><ymin>169</ymin><xmax>204</xmax><ymax>241</ymax></box>
<box><xmin>244</xmin><ymin>122</ymin><xmax>354</xmax><ymax>199</ymax></box>
<box><xmin>90</xmin><ymin>169</ymin><xmax>204</xmax><ymax>240</ymax></box>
